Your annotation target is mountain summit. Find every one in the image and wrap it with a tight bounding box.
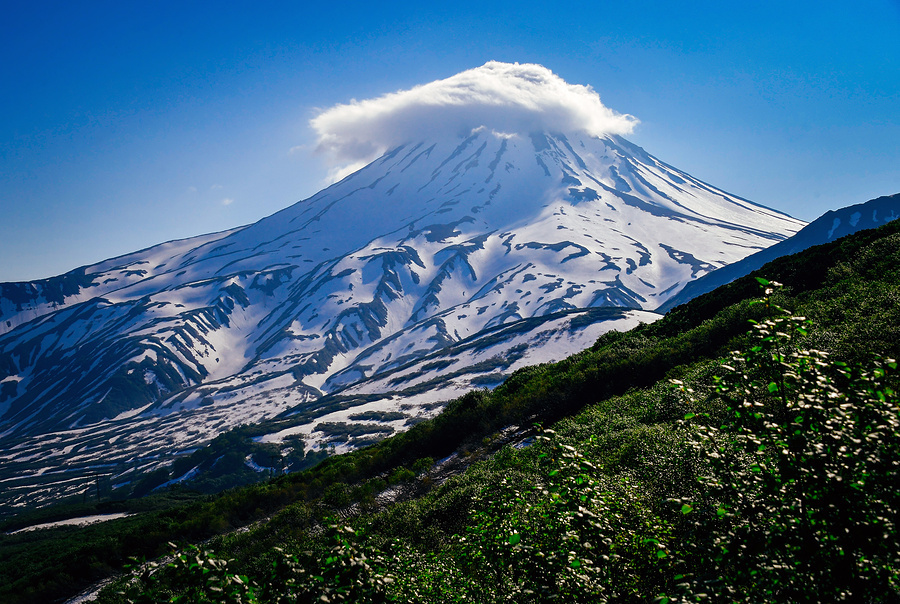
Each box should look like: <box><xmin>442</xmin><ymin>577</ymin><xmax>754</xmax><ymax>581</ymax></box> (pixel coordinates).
<box><xmin>0</xmin><ymin>63</ymin><xmax>804</xmax><ymax>508</ymax></box>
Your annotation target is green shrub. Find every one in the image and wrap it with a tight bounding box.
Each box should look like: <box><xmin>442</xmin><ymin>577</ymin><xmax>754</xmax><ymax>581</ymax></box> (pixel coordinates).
<box><xmin>673</xmin><ymin>281</ymin><xmax>900</xmax><ymax>601</ymax></box>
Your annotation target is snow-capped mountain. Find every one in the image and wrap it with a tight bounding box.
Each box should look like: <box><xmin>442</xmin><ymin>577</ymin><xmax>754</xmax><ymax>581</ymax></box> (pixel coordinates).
<box><xmin>0</xmin><ymin>127</ymin><xmax>804</xmax><ymax>509</ymax></box>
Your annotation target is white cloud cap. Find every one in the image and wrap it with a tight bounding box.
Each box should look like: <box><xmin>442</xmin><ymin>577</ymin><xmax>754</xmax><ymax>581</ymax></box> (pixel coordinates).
<box><xmin>311</xmin><ymin>61</ymin><xmax>638</xmax><ymax>169</ymax></box>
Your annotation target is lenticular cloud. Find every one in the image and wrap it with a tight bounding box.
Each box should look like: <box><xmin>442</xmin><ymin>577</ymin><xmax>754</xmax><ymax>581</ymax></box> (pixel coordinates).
<box><xmin>311</xmin><ymin>61</ymin><xmax>638</xmax><ymax>167</ymax></box>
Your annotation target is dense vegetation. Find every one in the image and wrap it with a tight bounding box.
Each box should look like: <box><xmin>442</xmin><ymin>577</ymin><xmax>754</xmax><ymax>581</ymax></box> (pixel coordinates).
<box><xmin>3</xmin><ymin>219</ymin><xmax>900</xmax><ymax>602</ymax></box>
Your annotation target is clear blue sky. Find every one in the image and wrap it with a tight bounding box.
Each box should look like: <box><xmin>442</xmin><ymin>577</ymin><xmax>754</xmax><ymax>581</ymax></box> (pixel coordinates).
<box><xmin>2</xmin><ymin>0</ymin><xmax>898</xmax><ymax>282</ymax></box>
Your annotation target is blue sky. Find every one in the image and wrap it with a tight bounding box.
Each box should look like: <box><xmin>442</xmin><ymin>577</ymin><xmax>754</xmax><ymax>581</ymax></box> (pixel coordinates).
<box><xmin>2</xmin><ymin>0</ymin><xmax>898</xmax><ymax>282</ymax></box>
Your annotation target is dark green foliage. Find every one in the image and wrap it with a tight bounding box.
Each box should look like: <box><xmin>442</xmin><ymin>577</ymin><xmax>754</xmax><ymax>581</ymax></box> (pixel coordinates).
<box><xmin>671</xmin><ymin>284</ymin><xmax>900</xmax><ymax>601</ymax></box>
<box><xmin>131</xmin><ymin>468</ymin><xmax>175</xmax><ymax>498</ymax></box>
<box><xmin>113</xmin><ymin>523</ymin><xmax>394</xmax><ymax>604</ymax></box>
<box><xmin>411</xmin><ymin>457</ymin><xmax>434</xmax><ymax>474</ymax></box>
<box><xmin>347</xmin><ymin>410</ymin><xmax>407</xmax><ymax>422</ymax></box>
<box><xmin>117</xmin><ymin>544</ymin><xmax>259</xmax><ymax>604</ymax></box>
<box><xmin>313</xmin><ymin>421</ymin><xmax>395</xmax><ymax>443</ymax></box>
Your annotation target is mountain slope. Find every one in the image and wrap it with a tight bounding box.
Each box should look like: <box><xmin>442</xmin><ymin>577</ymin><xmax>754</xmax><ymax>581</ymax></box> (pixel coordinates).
<box><xmin>0</xmin><ymin>128</ymin><xmax>803</xmax><ymax>510</ymax></box>
<box><xmin>658</xmin><ymin>192</ymin><xmax>900</xmax><ymax>312</ymax></box>
<box><xmin>4</xmin><ymin>205</ymin><xmax>898</xmax><ymax>604</ymax></box>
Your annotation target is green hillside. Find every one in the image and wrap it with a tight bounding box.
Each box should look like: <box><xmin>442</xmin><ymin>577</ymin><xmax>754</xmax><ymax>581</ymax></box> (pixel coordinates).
<box><xmin>3</xmin><ymin>219</ymin><xmax>900</xmax><ymax>603</ymax></box>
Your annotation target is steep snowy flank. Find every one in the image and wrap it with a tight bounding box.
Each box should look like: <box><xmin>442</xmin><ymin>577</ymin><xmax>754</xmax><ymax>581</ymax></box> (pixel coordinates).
<box><xmin>0</xmin><ymin>62</ymin><xmax>805</xmax><ymax>508</ymax></box>
<box><xmin>658</xmin><ymin>192</ymin><xmax>900</xmax><ymax>312</ymax></box>
<box><xmin>0</xmin><ymin>130</ymin><xmax>802</xmax><ymax>439</ymax></box>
